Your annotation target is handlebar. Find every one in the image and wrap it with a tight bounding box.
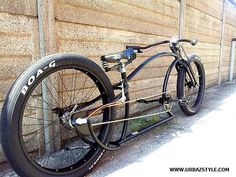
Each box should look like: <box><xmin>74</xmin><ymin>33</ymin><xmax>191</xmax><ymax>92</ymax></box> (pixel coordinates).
<box><xmin>178</xmin><ymin>39</ymin><xmax>198</xmax><ymax>46</ymax></box>
<box><xmin>101</xmin><ymin>37</ymin><xmax>198</xmax><ymax>71</ymax></box>
<box><xmin>126</xmin><ymin>38</ymin><xmax>198</xmax><ymax>52</ymax></box>
<box><xmin>126</xmin><ymin>40</ymin><xmax>170</xmax><ymax>51</ymax></box>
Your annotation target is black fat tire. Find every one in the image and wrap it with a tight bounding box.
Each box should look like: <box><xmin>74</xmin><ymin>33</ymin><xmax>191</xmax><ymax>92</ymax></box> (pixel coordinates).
<box><xmin>0</xmin><ymin>53</ymin><xmax>115</xmax><ymax>177</ymax></box>
<box><xmin>177</xmin><ymin>55</ymin><xmax>205</xmax><ymax>115</ymax></box>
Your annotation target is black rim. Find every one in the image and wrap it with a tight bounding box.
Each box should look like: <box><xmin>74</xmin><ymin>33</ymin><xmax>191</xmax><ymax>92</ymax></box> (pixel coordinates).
<box><xmin>183</xmin><ymin>60</ymin><xmax>204</xmax><ymax>110</ymax></box>
<box><xmin>18</xmin><ymin>65</ymin><xmax>111</xmax><ymax>173</ymax></box>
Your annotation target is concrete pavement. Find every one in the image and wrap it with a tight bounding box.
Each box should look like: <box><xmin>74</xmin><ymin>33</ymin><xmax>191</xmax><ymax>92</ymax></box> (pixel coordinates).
<box><xmin>1</xmin><ymin>82</ymin><xmax>236</xmax><ymax>177</ymax></box>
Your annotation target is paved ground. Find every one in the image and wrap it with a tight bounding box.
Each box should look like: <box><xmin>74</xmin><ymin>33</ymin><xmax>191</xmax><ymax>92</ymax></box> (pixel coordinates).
<box><xmin>1</xmin><ymin>82</ymin><xmax>236</xmax><ymax>177</ymax></box>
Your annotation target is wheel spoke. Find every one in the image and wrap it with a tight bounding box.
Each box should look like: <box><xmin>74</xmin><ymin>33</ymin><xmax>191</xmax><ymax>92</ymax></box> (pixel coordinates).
<box><xmin>47</xmin><ymin>75</ymin><xmax>66</xmax><ymax>107</ymax></box>
<box><xmin>20</xmin><ymin>67</ymin><xmax>111</xmax><ymax>172</ymax></box>
<box><xmin>24</xmin><ymin>119</ymin><xmax>60</xmax><ymax>144</ymax></box>
<box><xmin>73</xmin><ymin>74</ymin><xmax>89</xmax><ymax>104</ymax></box>
<box><xmin>58</xmin><ymin>71</ymin><xmax>72</xmax><ymax>105</ymax></box>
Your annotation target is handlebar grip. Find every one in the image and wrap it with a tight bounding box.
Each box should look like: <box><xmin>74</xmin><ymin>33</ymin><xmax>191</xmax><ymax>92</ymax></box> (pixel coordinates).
<box><xmin>178</xmin><ymin>39</ymin><xmax>198</xmax><ymax>46</ymax></box>
<box><xmin>191</xmin><ymin>39</ymin><xmax>198</xmax><ymax>46</ymax></box>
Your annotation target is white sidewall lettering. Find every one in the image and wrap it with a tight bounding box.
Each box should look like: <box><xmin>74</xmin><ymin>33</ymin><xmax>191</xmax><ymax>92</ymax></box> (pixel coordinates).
<box><xmin>28</xmin><ymin>75</ymin><xmax>35</xmax><ymax>86</ymax></box>
<box><xmin>36</xmin><ymin>69</ymin><xmax>43</xmax><ymax>78</ymax></box>
<box><xmin>49</xmin><ymin>61</ymin><xmax>56</xmax><ymax>67</ymax></box>
<box><xmin>21</xmin><ymin>85</ymin><xmax>28</xmax><ymax>95</ymax></box>
<box><xmin>21</xmin><ymin>60</ymin><xmax>56</xmax><ymax>96</ymax></box>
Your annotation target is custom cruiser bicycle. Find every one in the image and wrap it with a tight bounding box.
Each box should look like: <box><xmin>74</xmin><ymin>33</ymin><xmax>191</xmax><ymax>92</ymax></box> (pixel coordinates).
<box><xmin>1</xmin><ymin>36</ymin><xmax>205</xmax><ymax>177</ymax></box>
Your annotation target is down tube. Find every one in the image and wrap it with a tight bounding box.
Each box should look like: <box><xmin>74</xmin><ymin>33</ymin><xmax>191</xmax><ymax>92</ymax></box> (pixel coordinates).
<box><xmin>127</xmin><ymin>52</ymin><xmax>177</xmax><ymax>81</ymax></box>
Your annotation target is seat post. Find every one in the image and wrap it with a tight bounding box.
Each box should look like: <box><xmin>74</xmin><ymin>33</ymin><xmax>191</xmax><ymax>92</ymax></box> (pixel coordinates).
<box><xmin>118</xmin><ymin>62</ymin><xmax>128</xmax><ymax>101</ymax></box>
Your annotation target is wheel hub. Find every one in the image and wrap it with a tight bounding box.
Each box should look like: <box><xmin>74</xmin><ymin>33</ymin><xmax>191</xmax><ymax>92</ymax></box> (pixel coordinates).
<box><xmin>52</xmin><ymin>105</ymin><xmax>79</xmax><ymax>128</ymax></box>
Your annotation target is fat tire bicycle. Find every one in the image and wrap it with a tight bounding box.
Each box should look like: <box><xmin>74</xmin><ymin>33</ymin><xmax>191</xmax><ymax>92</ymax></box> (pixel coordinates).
<box><xmin>0</xmin><ymin>36</ymin><xmax>205</xmax><ymax>177</ymax></box>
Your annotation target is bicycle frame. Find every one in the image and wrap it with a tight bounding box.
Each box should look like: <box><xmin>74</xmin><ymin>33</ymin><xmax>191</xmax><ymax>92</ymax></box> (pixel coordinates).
<box><xmin>73</xmin><ymin>40</ymin><xmax>199</xmax><ymax>151</ymax></box>
<box><xmin>113</xmin><ymin>51</ymin><xmax>192</xmax><ymax>144</ymax></box>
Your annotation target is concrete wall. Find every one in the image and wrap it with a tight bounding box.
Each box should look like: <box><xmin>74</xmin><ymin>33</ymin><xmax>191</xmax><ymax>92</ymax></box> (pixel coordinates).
<box><xmin>0</xmin><ymin>0</ymin><xmax>236</xmax><ymax>163</ymax></box>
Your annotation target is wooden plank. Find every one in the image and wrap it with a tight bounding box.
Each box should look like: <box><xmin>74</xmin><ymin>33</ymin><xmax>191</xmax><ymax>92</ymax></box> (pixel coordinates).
<box><xmin>0</xmin><ymin>56</ymin><xmax>33</xmax><ymax>81</ymax></box>
<box><xmin>206</xmin><ymin>79</ymin><xmax>218</xmax><ymax>88</ymax></box>
<box><xmin>186</xmin><ymin>0</ymin><xmax>222</xmax><ymax>19</ymax></box>
<box><xmin>223</xmin><ymin>24</ymin><xmax>236</xmax><ymax>46</ymax></box>
<box><xmin>57</xmin><ymin>21</ymin><xmax>170</xmax><ymax>46</ymax></box>
<box><xmin>185</xmin><ymin>6</ymin><xmax>221</xmax><ymax>44</ymax></box>
<box><xmin>60</xmin><ymin>0</ymin><xmax>178</xmax><ymax>28</ymax></box>
<box><xmin>0</xmin><ymin>35</ymin><xmax>33</xmax><ymax>56</ymax></box>
<box><xmin>0</xmin><ymin>12</ymin><xmax>34</xmax><ymax>36</ymax></box>
<box><xmin>114</xmin><ymin>0</ymin><xmax>179</xmax><ymax>17</ymax></box>
<box><xmin>0</xmin><ymin>13</ymin><xmax>39</xmax><ymax>102</ymax></box>
<box><xmin>0</xmin><ymin>79</ymin><xmax>14</xmax><ymax>101</ymax></box>
<box><xmin>0</xmin><ymin>0</ymin><xmax>37</xmax><ymax>16</ymax></box>
<box><xmin>55</xmin><ymin>1</ymin><xmax>178</xmax><ymax>36</ymax></box>
<box><xmin>225</xmin><ymin>1</ymin><xmax>236</xmax><ymax>28</ymax></box>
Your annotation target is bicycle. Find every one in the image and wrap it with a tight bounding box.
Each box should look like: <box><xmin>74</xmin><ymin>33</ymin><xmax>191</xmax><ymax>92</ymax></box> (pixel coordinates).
<box><xmin>0</xmin><ymin>36</ymin><xmax>205</xmax><ymax>177</ymax></box>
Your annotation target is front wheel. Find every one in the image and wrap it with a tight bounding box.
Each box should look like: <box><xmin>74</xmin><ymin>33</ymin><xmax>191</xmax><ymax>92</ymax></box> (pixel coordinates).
<box><xmin>177</xmin><ymin>55</ymin><xmax>205</xmax><ymax>115</ymax></box>
<box><xmin>1</xmin><ymin>54</ymin><xmax>115</xmax><ymax>177</ymax></box>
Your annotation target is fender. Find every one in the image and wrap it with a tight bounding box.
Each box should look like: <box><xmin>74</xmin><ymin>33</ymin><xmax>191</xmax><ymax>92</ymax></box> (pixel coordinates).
<box><xmin>187</xmin><ymin>54</ymin><xmax>202</xmax><ymax>63</ymax></box>
<box><xmin>161</xmin><ymin>54</ymin><xmax>202</xmax><ymax>101</ymax></box>
<box><xmin>178</xmin><ymin>54</ymin><xmax>202</xmax><ymax>69</ymax></box>
<box><xmin>182</xmin><ymin>54</ymin><xmax>203</xmax><ymax>85</ymax></box>
<box><xmin>162</xmin><ymin>58</ymin><xmax>180</xmax><ymax>98</ymax></box>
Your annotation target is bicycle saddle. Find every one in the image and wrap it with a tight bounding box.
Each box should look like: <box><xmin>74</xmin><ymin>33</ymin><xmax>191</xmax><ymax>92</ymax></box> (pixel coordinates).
<box><xmin>101</xmin><ymin>48</ymin><xmax>136</xmax><ymax>63</ymax></box>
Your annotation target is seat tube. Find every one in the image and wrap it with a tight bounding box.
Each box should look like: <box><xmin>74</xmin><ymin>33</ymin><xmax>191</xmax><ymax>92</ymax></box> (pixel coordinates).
<box><xmin>120</xmin><ymin>63</ymin><xmax>128</xmax><ymax>102</ymax></box>
<box><xmin>119</xmin><ymin>62</ymin><xmax>128</xmax><ymax>84</ymax></box>
<box><xmin>119</xmin><ymin>62</ymin><xmax>129</xmax><ymax>140</ymax></box>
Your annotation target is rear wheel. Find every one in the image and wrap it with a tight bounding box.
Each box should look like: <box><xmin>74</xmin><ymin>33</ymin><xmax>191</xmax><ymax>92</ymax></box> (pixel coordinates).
<box><xmin>1</xmin><ymin>54</ymin><xmax>115</xmax><ymax>177</ymax></box>
<box><xmin>177</xmin><ymin>56</ymin><xmax>205</xmax><ymax>115</ymax></box>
